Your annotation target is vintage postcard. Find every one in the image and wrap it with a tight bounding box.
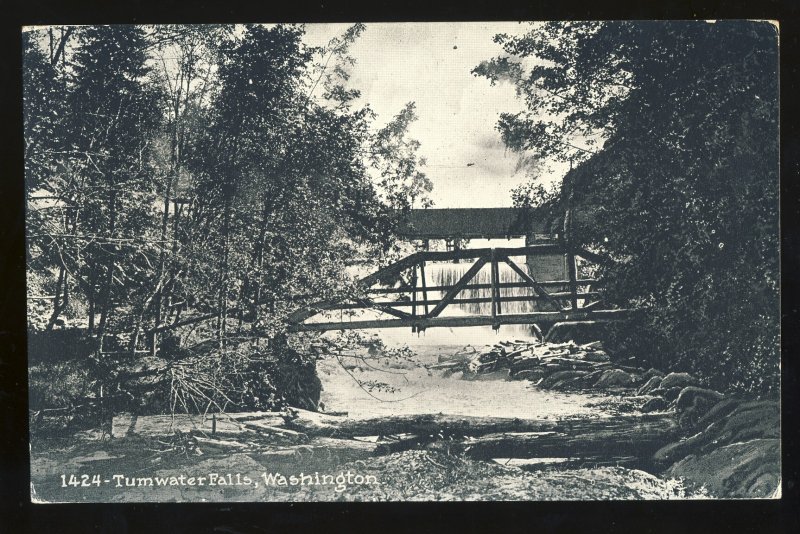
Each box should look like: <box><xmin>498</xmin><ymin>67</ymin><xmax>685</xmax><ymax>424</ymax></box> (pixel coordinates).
<box><xmin>25</xmin><ymin>21</ymin><xmax>779</xmax><ymax>502</ymax></box>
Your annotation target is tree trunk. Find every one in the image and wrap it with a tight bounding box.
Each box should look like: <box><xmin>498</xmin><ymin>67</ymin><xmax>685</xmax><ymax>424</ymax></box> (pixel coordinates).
<box><xmin>45</xmin><ymin>263</ymin><xmax>66</xmax><ymax>330</ymax></box>
<box><xmin>97</xmin><ymin>189</ymin><xmax>117</xmax><ymax>336</ymax></box>
<box><xmin>284</xmin><ymin>408</ymin><xmax>677</xmax><ymax>442</ymax></box>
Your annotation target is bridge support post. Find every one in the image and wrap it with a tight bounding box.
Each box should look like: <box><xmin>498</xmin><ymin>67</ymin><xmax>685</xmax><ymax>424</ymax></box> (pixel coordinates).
<box><xmin>567</xmin><ymin>252</ymin><xmax>579</xmax><ymax>310</ymax></box>
<box><xmin>490</xmin><ymin>248</ymin><xmax>500</xmax><ymax>330</ymax></box>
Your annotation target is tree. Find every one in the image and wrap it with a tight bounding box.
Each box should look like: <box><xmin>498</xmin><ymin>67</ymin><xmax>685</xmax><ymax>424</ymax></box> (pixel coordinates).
<box><xmin>476</xmin><ymin>21</ymin><xmax>779</xmax><ymax>395</ymax></box>
<box><xmin>64</xmin><ymin>25</ymin><xmax>164</xmax><ymax>338</ymax></box>
<box><xmin>370</xmin><ymin>102</ymin><xmax>433</xmax><ymax>210</ymax></box>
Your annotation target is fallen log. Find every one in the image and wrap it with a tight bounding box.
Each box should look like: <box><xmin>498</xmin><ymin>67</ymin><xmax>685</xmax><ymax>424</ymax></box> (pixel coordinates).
<box><xmin>427</xmin><ymin>360</ymin><xmax>464</xmax><ymax>370</ymax></box>
<box><xmin>194</xmin><ymin>436</ymin><xmax>250</xmax><ymax>449</ymax></box>
<box><xmin>249</xmin><ymin>437</ymin><xmax>378</xmax><ymax>465</ymax></box>
<box><xmin>111</xmin><ymin>413</ymin><xmax>250</xmax><ymax>438</ymax></box>
<box><xmin>243</xmin><ymin>420</ymin><xmax>309</xmax><ymax>442</ymax></box>
<box><xmin>434</xmin><ymin>414</ymin><xmax>680</xmax><ymax>463</ymax></box>
<box><xmin>284</xmin><ymin>408</ymin><xmax>678</xmax><ymax>444</ymax></box>
<box><xmin>111</xmin><ymin>411</ymin><xmax>286</xmax><ymax>438</ymax></box>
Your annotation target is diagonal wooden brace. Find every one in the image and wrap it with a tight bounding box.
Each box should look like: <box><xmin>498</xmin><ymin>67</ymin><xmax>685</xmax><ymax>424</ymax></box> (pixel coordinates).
<box><xmin>501</xmin><ymin>255</ymin><xmax>562</xmax><ymax>312</ymax></box>
<box><xmin>426</xmin><ymin>256</ymin><xmax>489</xmax><ymax>318</ymax></box>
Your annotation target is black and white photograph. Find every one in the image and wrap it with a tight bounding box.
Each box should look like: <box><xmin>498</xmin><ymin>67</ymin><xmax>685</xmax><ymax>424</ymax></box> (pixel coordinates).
<box><xmin>23</xmin><ymin>20</ymin><xmax>780</xmax><ymax>503</ymax></box>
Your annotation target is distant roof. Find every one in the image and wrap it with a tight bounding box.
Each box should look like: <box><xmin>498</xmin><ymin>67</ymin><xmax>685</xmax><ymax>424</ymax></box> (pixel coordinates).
<box><xmin>396</xmin><ymin>208</ymin><xmax>551</xmax><ymax>239</ymax></box>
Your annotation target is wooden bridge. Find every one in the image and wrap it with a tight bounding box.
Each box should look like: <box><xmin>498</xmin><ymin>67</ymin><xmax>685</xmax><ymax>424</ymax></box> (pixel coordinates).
<box><xmin>287</xmin><ymin>208</ymin><xmax>632</xmax><ymax>333</ymax></box>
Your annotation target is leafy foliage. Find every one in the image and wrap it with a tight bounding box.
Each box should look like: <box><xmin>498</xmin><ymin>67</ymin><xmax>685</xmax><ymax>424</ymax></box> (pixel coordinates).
<box><xmin>476</xmin><ymin>21</ymin><xmax>779</xmax><ymax>396</ymax></box>
<box><xmin>24</xmin><ymin>24</ymin><xmax>431</xmax><ymax>415</ymax></box>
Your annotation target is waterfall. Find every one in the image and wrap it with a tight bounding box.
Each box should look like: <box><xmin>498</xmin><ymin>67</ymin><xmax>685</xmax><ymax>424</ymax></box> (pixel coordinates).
<box><xmin>429</xmin><ymin>262</ymin><xmax>548</xmax><ymax>315</ymax></box>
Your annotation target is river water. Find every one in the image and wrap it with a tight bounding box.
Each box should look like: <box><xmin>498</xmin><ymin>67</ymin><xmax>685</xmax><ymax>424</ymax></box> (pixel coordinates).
<box><xmin>314</xmin><ymin>251</ymin><xmax>605</xmax><ymax>418</ymax></box>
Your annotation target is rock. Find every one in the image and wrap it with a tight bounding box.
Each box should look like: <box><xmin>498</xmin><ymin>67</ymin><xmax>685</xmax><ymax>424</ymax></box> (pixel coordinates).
<box><xmin>539</xmin><ymin>370</ymin><xmax>586</xmax><ymax>389</ymax></box>
<box><xmin>651</xmin><ymin>386</ymin><xmax>683</xmax><ymax>402</ymax></box>
<box><xmin>643</xmin><ymin>368</ymin><xmax>665</xmax><ymax>381</ymax></box>
<box><xmin>579</xmin><ymin>369</ymin><xmax>609</xmax><ymax>388</ymax></box>
<box><xmin>583</xmin><ymin>350</ymin><xmax>610</xmax><ymax>363</ymax></box>
<box><xmin>593</xmin><ymin>369</ymin><xmax>635</xmax><ymax>389</ymax></box>
<box><xmin>637</xmin><ymin>376</ymin><xmax>662</xmax><ymax>396</ymax></box>
<box><xmin>707</xmin><ymin>401</ymin><xmax>780</xmax><ymax>446</ymax></box>
<box><xmin>641</xmin><ymin>397</ymin><xmax>668</xmax><ymax>413</ymax></box>
<box><xmin>665</xmin><ymin>438</ymin><xmax>780</xmax><ymax>498</ymax></box>
<box><xmin>549</xmin><ymin>373</ymin><xmax>592</xmax><ymax>391</ymax></box>
<box><xmin>675</xmin><ymin>387</ymin><xmax>724</xmax><ymax>426</ymax></box>
<box><xmin>659</xmin><ymin>372</ymin><xmax>699</xmax><ymax>390</ymax></box>
<box><xmin>694</xmin><ymin>397</ymin><xmax>742</xmax><ymax>430</ymax></box>
<box><xmin>511</xmin><ymin>369</ymin><xmax>545</xmax><ymax>382</ymax></box>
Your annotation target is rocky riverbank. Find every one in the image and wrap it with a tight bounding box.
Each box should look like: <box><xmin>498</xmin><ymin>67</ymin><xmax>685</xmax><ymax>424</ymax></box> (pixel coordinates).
<box><xmin>29</xmin><ymin>338</ymin><xmax>780</xmax><ymax>502</ymax></box>
<box><xmin>438</xmin><ymin>339</ymin><xmax>780</xmax><ymax>498</ymax></box>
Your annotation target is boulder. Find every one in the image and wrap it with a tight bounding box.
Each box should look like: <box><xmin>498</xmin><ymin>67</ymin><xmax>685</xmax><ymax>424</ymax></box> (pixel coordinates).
<box><xmin>549</xmin><ymin>372</ymin><xmax>594</xmax><ymax>391</ymax></box>
<box><xmin>675</xmin><ymin>387</ymin><xmax>724</xmax><ymax>423</ymax></box>
<box><xmin>665</xmin><ymin>438</ymin><xmax>780</xmax><ymax>498</ymax></box>
<box><xmin>651</xmin><ymin>386</ymin><xmax>684</xmax><ymax>402</ymax></box>
<box><xmin>539</xmin><ymin>370</ymin><xmax>586</xmax><ymax>389</ymax></box>
<box><xmin>637</xmin><ymin>376</ymin><xmax>662</xmax><ymax>396</ymax></box>
<box><xmin>511</xmin><ymin>369</ymin><xmax>545</xmax><ymax>382</ymax></box>
<box><xmin>659</xmin><ymin>372</ymin><xmax>699</xmax><ymax>390</ymax></box>
<box><xmin>643</xmin><ymin>368</ymin><xmax>665</xmax><ymax>381</ymax></box>
<box><xmin>641</xmin><ymin>397</ymin><xmax>669</xmax><ymax>413</ymax></box>
<box><xmin>693</xmin><ymin>397</ymin><xmax>742</xmax><ymax>430</ymax></box>
<box><xmin>708</xmin><ymin>401</ymin><xmax>780</xmax><ymax>446</ymax></box>
<box><xmin>593</xmin><ymin>368</ymin><xmax>635</xmax><ymax>389</ymax></box>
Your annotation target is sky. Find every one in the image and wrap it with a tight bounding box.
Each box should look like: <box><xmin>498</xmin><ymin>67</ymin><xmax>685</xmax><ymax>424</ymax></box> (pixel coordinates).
<box><xmin>302</xmin><ymin>22</ymin><xmax>566</xmax><ymax>209</ymax></box>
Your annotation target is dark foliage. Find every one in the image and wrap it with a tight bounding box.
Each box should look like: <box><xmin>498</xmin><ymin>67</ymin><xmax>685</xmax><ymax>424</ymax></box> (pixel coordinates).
<box><xmin>476</xmin><ymin>21</ymin><xmax>779</xmax><ymax>396</ymax></box>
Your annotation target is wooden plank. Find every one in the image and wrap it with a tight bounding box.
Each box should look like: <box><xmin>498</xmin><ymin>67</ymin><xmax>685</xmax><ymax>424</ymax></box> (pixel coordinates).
<box><xmin>203</xmin><ymin>293</ymin><xmax>603</xmax><ymax>313</ymax></box>
<box><xmin>417</xmin><ymin>244</ymin><xmax>563</xmax><ymax>262</ymax></box>
<box><xmin>426</xmin><ymin>256</ymin><xmax>489</xmax><ymax>318</ymax></box>
<box><xmin>369</xmin><ymin>280</ymin><xmax>600</xmax><ymax>294</ymax></box>
<box><xmin>355</xmin><ymin>297</ymin><xmax>413</xmax><ymax>320</ymax></box>
<box><xmin>287</xmin><ymin>309</ymin><xmax>634</xmax><ymax>332</ymax></box>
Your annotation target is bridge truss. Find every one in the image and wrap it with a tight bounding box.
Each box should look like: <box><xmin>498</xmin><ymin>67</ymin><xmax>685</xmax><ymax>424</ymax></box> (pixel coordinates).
<box><xmin>287</xmin><ymin>244</ymin><xmax>632</xmax><ymax>333</ymax></box>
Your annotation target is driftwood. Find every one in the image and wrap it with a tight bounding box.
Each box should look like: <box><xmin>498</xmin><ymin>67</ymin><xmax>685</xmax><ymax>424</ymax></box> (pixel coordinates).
<box><xmin>243</xmin><ymin>420</ymin><xmax>309</xmax><ymax>442</ymax></box>
<box><xmin>284</xmin><ymin>408</ymin><xmax>677</xmax><ymax>443</ymax></box>
<box><xmin>111</xmin><ymin>411</ymin><xmax>285</xmax><ymax>438</ymax></box>
<box><xmin>433</xmin><ymin>414</ymin><xmax>680</xmax><ymax>462</ymax></box>
<box><xmin>193</xmin><ymin>436</ymin><xmax>250</xmax><ymax>449</ymax></box>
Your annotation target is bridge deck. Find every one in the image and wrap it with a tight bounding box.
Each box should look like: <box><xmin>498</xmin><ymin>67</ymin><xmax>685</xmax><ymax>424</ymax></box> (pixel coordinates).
<box><xmin>288</xmin><ymin>308</ymin><xmax>632</xmax><ymax>333</ymax></box>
